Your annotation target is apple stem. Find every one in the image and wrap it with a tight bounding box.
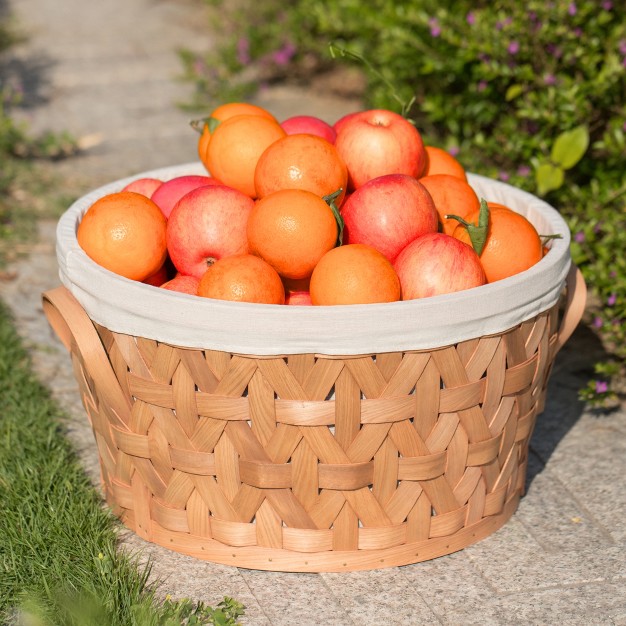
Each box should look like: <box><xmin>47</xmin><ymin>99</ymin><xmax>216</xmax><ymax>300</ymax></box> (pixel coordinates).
<box><xmin>445</xmin><ymin>198</ymin><xmax>490</xmax><ymax>256</ymax></box>
<box><xmin>189</xmin><ymin>116</ymin><xmax>221</xmax><ymax>135</ymax></box>
<box><xmin>323</xmin><ymin>188</ymin><xmax>345</xmax><ymax>246</ymax></box>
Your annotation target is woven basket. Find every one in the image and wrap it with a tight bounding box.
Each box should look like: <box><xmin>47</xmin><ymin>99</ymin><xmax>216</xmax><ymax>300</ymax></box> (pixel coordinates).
<box><xmin>43</xmin><ymin>167</ymin><xmax>586</xmax><ymax>572</ymax></box>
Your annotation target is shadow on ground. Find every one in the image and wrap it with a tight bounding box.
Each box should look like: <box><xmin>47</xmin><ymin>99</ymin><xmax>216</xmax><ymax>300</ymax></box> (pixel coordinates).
<box><xmin>0</xmin><ymin>0</ymin><xmax>53</xmax><ymax>109</ymax></box>
<box><xmin>527</xmin><ymin>320</ymin><xmax>609</xmax><ymax>486</ymax></box>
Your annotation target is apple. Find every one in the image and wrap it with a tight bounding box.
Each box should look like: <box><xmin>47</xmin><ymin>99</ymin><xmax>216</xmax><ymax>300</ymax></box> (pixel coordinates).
<box><xmin>142</xmin><ymin>263</ymin><xmax>169</xmax><ymax>286</ymax></box>
<box><xmin>394</xmin><ymin>233</ymin><xmax>486</xmax><ymax>299</ymax></box>
<box><xmin>341</xmin><ymin>174</ymin><xmax>438</xmax><ymax>262</ymax></box>
<box><xmin>333</xmin><ymin>111</ymin><xmax>360</xmax><ymax>135</ymax></box>
<box><xmin>334</xmin><ymin>109</ymin><xmax>427</xmax><ymax>190</ymax></box>
<box><xmin>166</xmin><ymin>185</ymin><xmax>255</xmax><ymax>278</ymax></box>
<box><xmin>151</xmin><ymin>174</ymin><xmax>220</xmax><ymax>219</ymax></box>
<box><xmin>285</xmin><ymin>290</ymin><xmax>312</xmax><ymax>306</ymax></box>
<box><xmin>122</xmin><ymin>177</ymin><xmax>163</xmax><ymax>197</ymax></box>
<box><xmin>281</xmin><ymin>115</ymin><xmax>336</xmax><ymax>143</ymax></box>
<box><xmin>160</xmin><ymin>274</ymin><xmax>200</xmax><ymax>294</ymax></box>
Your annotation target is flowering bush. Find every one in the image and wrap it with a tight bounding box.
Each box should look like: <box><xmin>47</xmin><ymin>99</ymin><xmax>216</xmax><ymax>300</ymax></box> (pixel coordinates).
<box><xmin>183</xmin><ymin>0</ymin><xmax>626</xmax><ymax>407</ymax></box>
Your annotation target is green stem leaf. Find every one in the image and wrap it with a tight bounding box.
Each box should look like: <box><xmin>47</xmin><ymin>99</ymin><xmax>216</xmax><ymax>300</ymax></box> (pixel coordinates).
<box><xmin>445</xmin><ymin>198</ymin><xmax>489</xmax><ymax>256</ymax></box>
<box><xmin>323</xmin><ymin>188</ymin><xmax>344</xmax><ymax>246</ymax></box>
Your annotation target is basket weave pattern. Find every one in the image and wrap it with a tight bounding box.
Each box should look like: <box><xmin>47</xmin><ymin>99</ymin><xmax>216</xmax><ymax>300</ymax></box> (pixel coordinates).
<box><xmin>48</xmin><ymin>287</ymin><xmax>561</xmax><ymax>571</ymax></box>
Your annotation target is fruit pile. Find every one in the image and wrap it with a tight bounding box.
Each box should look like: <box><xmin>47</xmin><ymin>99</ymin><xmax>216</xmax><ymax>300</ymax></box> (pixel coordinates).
<box><xmin>77</xmin><ymin>102</ymin><xmax>546</xmax><ymax>306</ymax></box>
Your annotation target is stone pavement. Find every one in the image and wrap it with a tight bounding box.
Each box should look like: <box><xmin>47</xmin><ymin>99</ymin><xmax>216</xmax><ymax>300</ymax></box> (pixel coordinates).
<box><xmin>2</xmin><ymin>1</ymin><xmax>626</xmax><ymax>624</ymax></box>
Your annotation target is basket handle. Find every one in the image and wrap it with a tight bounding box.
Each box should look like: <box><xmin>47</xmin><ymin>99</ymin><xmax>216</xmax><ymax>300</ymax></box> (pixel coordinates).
<box><xmin>554</xmin><ymin>263</ymin><xmax>587</xmax><ymax>356</ymax></box>
<box><xmin>42</xmin><ymin>286</ymin><xmax>133</xmax><ymax>425</ymax></box>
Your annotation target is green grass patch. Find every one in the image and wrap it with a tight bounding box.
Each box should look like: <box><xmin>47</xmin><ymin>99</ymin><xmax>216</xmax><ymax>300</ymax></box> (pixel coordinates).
<box><xmin>0</xmin><ymin>301</ymin><xmax>244</xmax><ymax>625</ymax></box>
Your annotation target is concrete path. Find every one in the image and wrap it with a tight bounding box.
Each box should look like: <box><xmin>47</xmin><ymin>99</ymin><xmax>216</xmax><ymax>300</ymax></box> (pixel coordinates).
<box><xmin>2</xmin><ymin>1</ymin><xmax>626</xmax><ymax>624</ymax></box>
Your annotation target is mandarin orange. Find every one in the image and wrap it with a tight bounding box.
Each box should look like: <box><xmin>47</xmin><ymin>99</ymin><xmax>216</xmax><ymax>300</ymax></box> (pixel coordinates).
<box><xmin>205</xmin><ymin>114</ymin><xmax>286</xmax><ymax>197</ymax></box>
<box><xmin>452</xmin><ymin>203</ymin><xmax>543</xmax><ymax>282</ymax></box>
<box><xmin>247</xmin><ymin>188</ymin><xmax>338</xmax><ymax>280</ymax></box>
<box><xmin>419</xmin><ymin>174</ymin><xmax>481</xmax><ymax>235</ymax></box>
<box><xmin>254</xmin><ymin>133</ymin><xmax>348</xmax><ymax>204</ymax></box>
<box><xmin>197</xmin><ymin>254</ymin><xmax>285</xmax><ymax>304</ymax></box>
<box><xmin>197</xmin><ymin>102</ymin><xmax>277</xmax><ymax>169</ymax></box>
<box><xmin>77</xmin><ymin>191</ymin><xmax>167</xmax><ymax>282</ymax></box>
<box><xmin>309</xmin><ymin>243</ymin><xmax>401</xmax><ymax>305</ymax></box>
<box><xmin>422</xmin><ymin>146</ymin><xmax>467</xmax><ymax>180</ymax></box>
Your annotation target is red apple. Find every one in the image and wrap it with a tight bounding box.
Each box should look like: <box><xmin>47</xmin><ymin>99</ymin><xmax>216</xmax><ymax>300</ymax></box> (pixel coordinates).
<box><xmin>281</xmin><ymin>115</ymin><xmax>336</xmax><ymax>144</ymax></box>
<box><xmin>334</xmin><ymin>109</ymin><xmax>427</xmax><ymax>190</ymax></box>
<box><xmin>285</xmin><ymin>290</ymin><xmax>312</xmax><ymax>306</ymax></box>
<box><xmin>122</xmin><ymin>177</ymin><xmax>163</xmax><ymax>197</ymax></box>
<box><xmin>341</xmin><ymin>174</ymin><xmax>438</xmax><ymax>263</ymax></box>
<box><xmin>151</xmin><ymin>174</ymin><xmax>220</xmax><ymax>219</ymax></box>
<box><xmin>394</xmin><ymin>233</ymin><xmax>486</xmax><ymax>299</ymax></box>
<box><xmin>142</xmin><ymin>263</ymin><xmax>169</xmax><ymax>286</ymax></box>
<box><xmin>160</xmin><ymin>274</ymin><xmax>200</xmax><ymax>294</ymax></box>
<box><xmin>166</xmin><ymin>185</ymin><xmax>254</xmax><ymax>278</ymax></box>
<box><xmin>333</xmin><ymin>111</ymin><xmax>360</xmax><ymax>135</ymax></box>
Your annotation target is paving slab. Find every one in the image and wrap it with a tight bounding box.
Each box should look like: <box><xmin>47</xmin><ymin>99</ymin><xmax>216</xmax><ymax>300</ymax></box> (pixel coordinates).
<box><xmin>2</xmin><ymin>0</ymin><xmax>626</xmax><ymax>624</ymax></box>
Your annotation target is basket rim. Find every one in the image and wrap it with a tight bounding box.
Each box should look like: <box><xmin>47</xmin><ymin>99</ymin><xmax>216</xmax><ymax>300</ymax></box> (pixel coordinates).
<box><xmin>56</xmin><ymin>163</ymin><xmax>572</xmax><ymax>355</ymax></box>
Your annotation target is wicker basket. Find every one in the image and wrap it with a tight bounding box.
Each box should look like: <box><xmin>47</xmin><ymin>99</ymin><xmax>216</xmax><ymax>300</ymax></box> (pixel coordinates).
<box><xmin>43</xmin><ymin>167</ymin><xmax>586</xmax><ymax>572</ymax></box>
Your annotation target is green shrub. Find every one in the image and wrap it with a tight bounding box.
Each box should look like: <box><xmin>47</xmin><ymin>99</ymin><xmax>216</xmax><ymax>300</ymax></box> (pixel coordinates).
<box><xmin>183</xmin><ymin>0</ymin><xmax>626</xmax><ymax>407</ymax></box>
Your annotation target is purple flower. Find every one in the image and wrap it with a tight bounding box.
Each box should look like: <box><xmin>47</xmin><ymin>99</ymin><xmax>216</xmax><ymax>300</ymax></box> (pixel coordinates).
<box><xmin>602</xmin><ymin>1</ymin><xmax>613</xmax><ymax>9</ymax></box>
<box><xmin>528</xmin><ymin>11</ymin><xmax>538</xmax><ymax>22</ymax></box>
<box><xmin>272</xmin><ymin>42</ymin><xmax>296</xmax><ymax>66</ymax></box>
<box><xmin>546</xmin><ymin>44</ymin><xmax>562</xmax><ymax>59</ymax></box>
<box><xmin>544</xmin><ymin>73</ymin><xmax>557</xmax><ymax>85</ymax></box>
<box><xmin>610</xmin><ymin>270</ymin><xmax>618</xmax><ymax>278</ymax></box>
<box><xmin>448</xmin><ymin>146</ymin><xmax>460</xmax><ymax>157</ymax></box>
<box><xmin>236</xmin><ymin>37</ymin><xmax>250</xmax><ymax>65</ymax></box>
<box><xmin>595</xmin><ymin>381</ymin><xmax>608</xmax><ymax>394</ymax></box>
<box><xmin>498</xmin><ymin>171</ymin><xmax>510</xmax><ymax>182</ymax></box>
<box><xmin>574</xmin><ymin>231</ymin><xmax>585</xmax><ymax>243</ymax></box>
<box><xmin>466</xmin><ymin>11</ymin><xmax>476</xmax><ymax>25</ymax></box>
<box><xmin>619</xmin><ymin>40</ymin><xmax>626</xmax><ymax>55</ymax></box>
<box><xmin>607</xmin><ymin>293</ymin><xmax>617</xmax><ymax>306</ymax></box>
<box><xmin>508</xmin><ymin>41</ymin><xmax>520</xmax><ymax>55</ymax></box>
<box><xmin>429</xmin><ymin>18</ymin><xmax>441</xmax><ymax>37</ymax></box>
<box><xmin>568</xmin><ymin>3</ymin><xmax>577</xmax><ymax>15</ymax></box>
<box><xmin>593</xmin><ymin>316</ymin><xmax>603</xmax><ymax>328</ymax></box>
<box><xmin>477</xmin><ymin>80</ymin><xmax>488</xmax><ymax>92</ymax></box>
<box><xmin>517</xmin><ymin>165</ymin><xmax>531</xmax><ymax>177</ymax></box>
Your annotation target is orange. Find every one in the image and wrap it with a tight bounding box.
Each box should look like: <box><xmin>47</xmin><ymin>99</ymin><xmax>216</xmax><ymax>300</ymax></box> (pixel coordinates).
<box><xmin>197</xmin><ymin>253</ymin><xmax>285</xmax><ymax>304</ymax></box>
<box><xmin>205</xmin><ymin>114</ymin><xmax>286</xmax><ymax>197</ymax></box>
<box><xmin>422</xmin><ymin>146</ymin><xmax>467</xmax><ymax>180</ymax></box>
<box><xmin>452</xmin><ymin>203</ymin><xmax>543</xmax><ymax>282</ymax></box>
<box><xmin>254</xmin><ymin>133</ymin><xmax>348</xmax><ymax>204</ymax></box>
<box><xmin>309</xmin><ymin>244</ymin><xmax>401</xmax><ymax>305</ymax></box>
<box><xmin>419</xmin><ymin>174</ymin><xmax>481</xmax><ymax>235</ymax></box>
<box><xmin>77</xmin><ymin>191</ymin><xmax>167</xmax><ymax>282</ymax></box>
<box><xmin>247</xmin><ymin>188</ymin><xmax>338</xmax><ymax>280</ymax></box>
<box><xmin>197</xmin><ymin>102</ymin><xmax>278</xmax><ymax>168</ymax></box>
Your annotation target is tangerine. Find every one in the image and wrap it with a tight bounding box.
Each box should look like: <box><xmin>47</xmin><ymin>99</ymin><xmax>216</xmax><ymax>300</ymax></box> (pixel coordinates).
<box><xmin>205</xmin><ymin>114</ymin><xmax>286</xmax><ymax>197</ymax></box>
<box><xmin>247</xmin><ymin>188</ymin><xmax>338</xmax><ymax>280</ymax></box>
<box><xmin>197</xmin><ymin>254</ymin><xmax>285</xmax><ymax>304</ymax></box>
<box><xmin>452</xmin><ymin>203</ymin><xmax>543</xmax><ymax>282</ymax></box>
<box><xmin>419</xmin><ymin>174</ymin><xmax>481</xmax><ymax>235</ymax></box>
<box><xmin>422</xmin><ymin>146</ymin><xmax>467</xmax><ymax>180</ymax></box>
<box><xmin>309</xmin><ymin>243</ymin><xmax>401</xmax><ymax>305</ymax></box>
<box><xmin>254</xmin><ymin>133</ymin><xmax>348</xmax><ymax>204</ymax></box>
<box><xmin>77</xmin><ymin>191</ymin><xmax>167</xmax><ymax>282</ymax></box>
<box><xmin>197</xmin><ymin>102</ymin><xmax>277</xmax><ymax>169</ymax></box>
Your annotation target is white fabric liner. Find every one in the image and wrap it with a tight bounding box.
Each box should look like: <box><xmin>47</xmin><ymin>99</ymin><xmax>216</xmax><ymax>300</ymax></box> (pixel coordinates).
<box><xmin>56</xmin><ymin>162</ymin><xmax>572</xmax><ymax>356</ymax></box>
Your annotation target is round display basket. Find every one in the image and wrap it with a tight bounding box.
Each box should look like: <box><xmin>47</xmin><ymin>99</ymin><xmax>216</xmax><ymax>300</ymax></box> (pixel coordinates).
<box><xmin>43</xmin><ymin>163</ymin><xmax>586</xmax><ymax>572</ymax></box>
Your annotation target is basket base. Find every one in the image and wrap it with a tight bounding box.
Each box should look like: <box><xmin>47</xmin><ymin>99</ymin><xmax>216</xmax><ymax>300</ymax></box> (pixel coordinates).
<box><xmin>114</xmin><ymin>493</ymin><xmax>520</xmax><ymax>573</ymax></box>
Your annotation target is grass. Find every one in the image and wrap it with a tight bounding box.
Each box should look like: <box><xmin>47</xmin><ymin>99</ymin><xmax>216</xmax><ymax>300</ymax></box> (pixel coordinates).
<box><xmin>0</xmin><ymin>300</ymin><xmax>245</xmax><ymax>625</ymax></box>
